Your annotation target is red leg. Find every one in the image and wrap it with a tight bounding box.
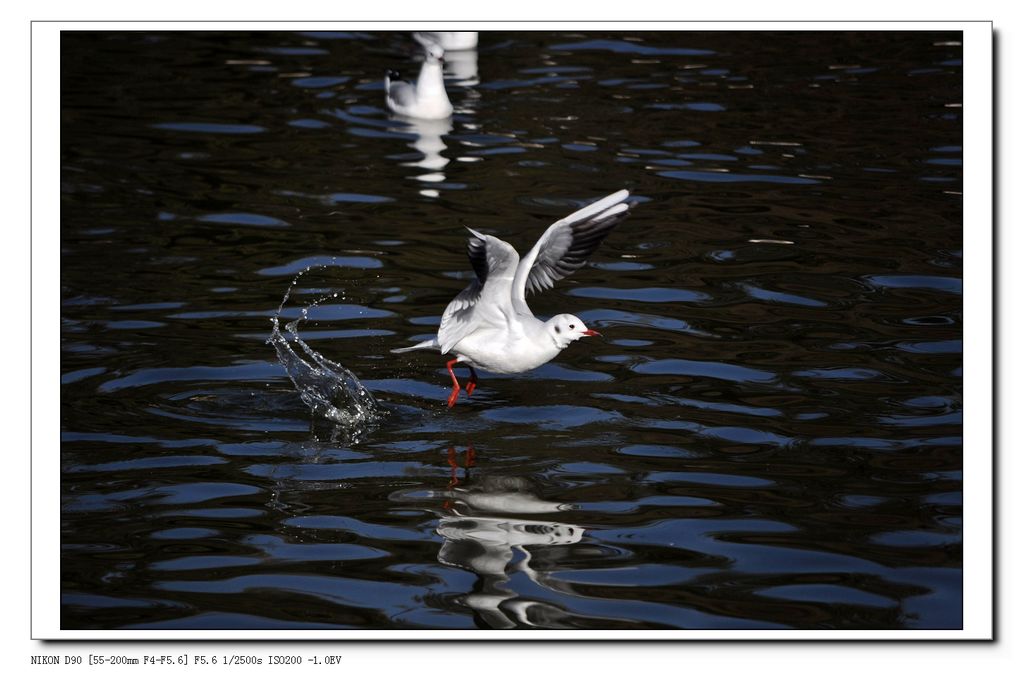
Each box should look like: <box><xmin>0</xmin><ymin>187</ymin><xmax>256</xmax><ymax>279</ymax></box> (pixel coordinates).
<box><xmin>465</xmin><ymin>366</ymin><xmax>479</xmax><ymax>396</ymax></box>
<box><xmin>446</xmin><ymin>446</ymin><xmax>459</xmax><ymax>488</ymax></box>
<box><xmin>446</xmin><ymin>358</ymin><xmax>461</xmax><ymax>408</ymax></box>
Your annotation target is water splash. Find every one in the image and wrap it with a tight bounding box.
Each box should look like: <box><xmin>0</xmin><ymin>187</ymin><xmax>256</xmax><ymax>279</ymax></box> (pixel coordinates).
<box><xmin>267</xmin><ymin>264</ymin><xmax>384</xmax><ymax>438</ymax></box>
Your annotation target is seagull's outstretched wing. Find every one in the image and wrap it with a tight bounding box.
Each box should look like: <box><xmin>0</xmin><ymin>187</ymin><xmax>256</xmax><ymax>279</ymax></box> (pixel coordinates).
<box><xmin>511</xmin><ymin>189</ymin><xmax>630</xmax><ymax>314</ymax></box>
<box><xmin>438</xmin><ymin>228</ymin><xmax>520</xmax><ymax>354</ymax></box>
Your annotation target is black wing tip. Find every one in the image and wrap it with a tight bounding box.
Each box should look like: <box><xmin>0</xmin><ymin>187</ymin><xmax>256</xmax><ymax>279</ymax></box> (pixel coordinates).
<box><xmin>570</xmin><ymin>212</ymin><xmax>629</xmax><ymax>246</ymax></box>
<box><xmin>466</xmin><ymin>230</ymin><xmax>489</xmax><ymax>284</ymax></box>
<box><xmin>386</xmin><ymin>69</ymin><xmax>403</xmax><ymax>80</ymax></box>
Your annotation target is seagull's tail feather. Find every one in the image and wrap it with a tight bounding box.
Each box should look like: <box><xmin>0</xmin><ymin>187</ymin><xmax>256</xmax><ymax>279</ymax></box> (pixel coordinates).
<box><xmin>390</xmin><ymin>338</ymin><xmax>441</xmax><ymax>354</ymax></box>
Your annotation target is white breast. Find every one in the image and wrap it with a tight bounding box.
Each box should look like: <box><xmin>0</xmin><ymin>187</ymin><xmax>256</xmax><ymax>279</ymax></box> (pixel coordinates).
<box><xmin>452</xmin><ymin>324</ymin><xmax>560</xmax><ymax>374</ymax></box>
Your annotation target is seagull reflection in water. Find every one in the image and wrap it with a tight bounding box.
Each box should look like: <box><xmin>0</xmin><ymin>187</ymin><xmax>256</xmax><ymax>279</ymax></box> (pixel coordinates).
<box><xmin>436</xmin><ymin>446</ymin><xmax>589</xmax><ymax>629</ymax></box>
<box><xmin>392</xmin><ymin>116</ymin><xmax>454</xmax><ymax>186</ymax></box>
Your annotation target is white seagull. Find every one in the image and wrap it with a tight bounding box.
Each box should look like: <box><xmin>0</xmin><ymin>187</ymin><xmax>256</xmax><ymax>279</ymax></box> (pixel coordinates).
<box><xmin>413</xmin><ymin>31</ymin><xmax>479</xmax><ymax>51</ymax></box>
<box><xmin>385</xmin><ymin>42</ymin><xmax>453</xmax><ymax>120</ymax></box>
<box><xmin>392</xmin><ymin>190</ymin><xmax>631</xmax><ymax>407</ymax></box>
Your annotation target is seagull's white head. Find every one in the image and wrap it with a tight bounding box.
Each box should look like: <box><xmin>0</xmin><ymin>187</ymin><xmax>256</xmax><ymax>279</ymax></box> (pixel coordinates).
<box><xmin>424</xmin><ymin>43</ymin><xmax>445</xmax><ymax>64</ymax></box>
<box><xmin>546</xmin><ymin>314</ymin><xmax>601</xmax><ymax>350</ymax></box>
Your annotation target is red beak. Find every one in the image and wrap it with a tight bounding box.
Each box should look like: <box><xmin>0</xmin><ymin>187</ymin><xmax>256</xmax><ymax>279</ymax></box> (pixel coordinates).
<box><xmin>582</xmin><ymin>329</ymin><xmax>601</xmax><ymax>337</ymax></box>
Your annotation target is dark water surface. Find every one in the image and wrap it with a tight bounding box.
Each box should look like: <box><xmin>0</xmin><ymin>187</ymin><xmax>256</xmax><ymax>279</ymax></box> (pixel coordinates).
<box><xmin>60</xmin><ymin>30</ymin><xmax>963</xmax><ymax>630</ymax></box>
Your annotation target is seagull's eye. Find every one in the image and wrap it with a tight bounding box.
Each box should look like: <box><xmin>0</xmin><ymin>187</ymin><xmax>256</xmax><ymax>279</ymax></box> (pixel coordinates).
<box><xmin>569</xmin><ymin>324</ymin><xmax>575</xmax><ymax>330</ymax></box>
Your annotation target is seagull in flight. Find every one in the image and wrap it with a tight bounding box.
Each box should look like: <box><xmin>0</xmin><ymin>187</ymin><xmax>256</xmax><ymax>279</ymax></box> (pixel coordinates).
<box><xmin>392</xmin><ymin>190</ymin><xmax>631</xmax><ymax>407</ymax></box>
<box><xmin>385</xmin><ymin>42</ymin><xmax>453</xmax><ymax>120</ymax></box>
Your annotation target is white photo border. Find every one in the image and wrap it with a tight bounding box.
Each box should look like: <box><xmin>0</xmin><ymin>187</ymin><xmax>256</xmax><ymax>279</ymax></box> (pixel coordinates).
<box><xmin>34</xmin><ymin>19</ymin><xmax>992</xmax><ymax>641</ymax></box>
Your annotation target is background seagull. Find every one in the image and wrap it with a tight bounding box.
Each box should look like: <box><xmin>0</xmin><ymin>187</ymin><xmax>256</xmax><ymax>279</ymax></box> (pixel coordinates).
<box><xmin>385</xmin><ymin>42</ymin><xmax>453</xmax><ymax>120</ymax></box>
<box><xmin>392</xmin><ymin>190</ymin><xmax>632</xmax><ymax>407</ymax></box>
<box><xmin>413</xmin><ymin>31</ymin><xmax>479</xmax><ymax>51</ymax></box>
